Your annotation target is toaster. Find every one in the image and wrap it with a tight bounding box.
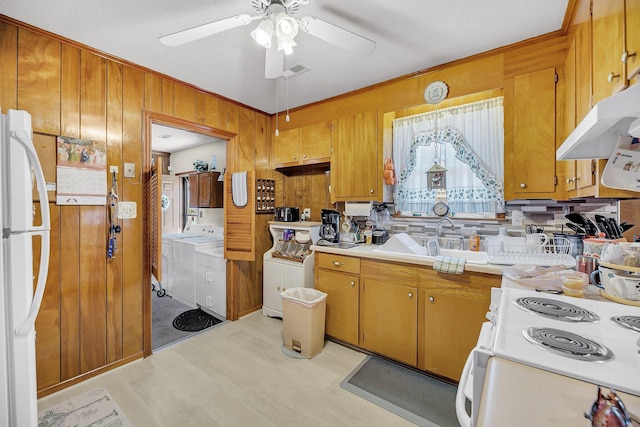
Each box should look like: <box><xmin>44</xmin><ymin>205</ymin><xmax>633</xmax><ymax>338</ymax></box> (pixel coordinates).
<box><xmin>274</xmin><ymin>207</ymin><xmax>300</xmax><ymax>222</ymax></box>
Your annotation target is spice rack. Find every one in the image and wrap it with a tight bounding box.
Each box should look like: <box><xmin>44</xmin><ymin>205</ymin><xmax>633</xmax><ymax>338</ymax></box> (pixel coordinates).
<box><xmin>256</xmin><ymin>179</ymin><xmax>275</xmax><ymax>213</ymax></box>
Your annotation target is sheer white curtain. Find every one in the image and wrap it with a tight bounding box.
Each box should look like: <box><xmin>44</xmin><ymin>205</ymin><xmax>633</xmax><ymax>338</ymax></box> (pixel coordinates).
<box><xmin>393</xmin><ymin>97</ymin><xmax>504</xmax><ymax>214</ymax></box>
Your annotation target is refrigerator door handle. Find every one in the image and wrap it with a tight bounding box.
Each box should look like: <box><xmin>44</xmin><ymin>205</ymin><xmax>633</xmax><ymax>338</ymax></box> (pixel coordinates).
<box><xmin>11</xmin><ymin>129</ymin><xmax>51</xmax><ymax>337</ymax></box>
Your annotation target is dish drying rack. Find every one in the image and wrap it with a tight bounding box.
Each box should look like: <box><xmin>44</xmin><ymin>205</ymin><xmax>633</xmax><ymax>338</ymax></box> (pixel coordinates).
<box><xmin>485</xmin><ymin>237</ymin><xmax>575</xmax><ymax>267</ymax></box>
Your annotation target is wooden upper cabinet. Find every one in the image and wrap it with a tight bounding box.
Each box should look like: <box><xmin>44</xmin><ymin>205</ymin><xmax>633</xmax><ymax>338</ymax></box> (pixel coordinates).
<box><xmin>273</xmin><ymin>128</ymin><xmax>300</xmax><ymax>166</ymax></box>
<box><xmin>189</xmin><ymin>172</ymin><xmax>223</xmax><ymax>208</ymax></box>
<box><xmin>626</xmin><ymin>0</ymin><xmax>640</xmax><ymax>80</ymax></box>
<box><xmin>332</xmin><ymin>110</ymin><xmax>379</xmax><ymax>201</ymax></box>
<box><xmin>299</xmin><ymin>121</ymin><xmax>331</xmax><ymax>163</ymax></box>
<box><xmin>592</xmin><ymin>0</ymin><xmax>626</xmax><ymax>104</ymax></box>
<box><xmin>512</xmin><ymin>67</ymin><xmax>557</xmax><ymax>196</ymax></box>
<box><xmin>273</xmin><ymin>121</ymin><xmax>332</xmax><ymax>167</ymax></box>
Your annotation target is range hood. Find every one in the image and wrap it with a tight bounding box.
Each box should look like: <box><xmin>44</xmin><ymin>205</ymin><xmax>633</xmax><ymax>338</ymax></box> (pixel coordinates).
<box><xmin>556</xmin><ymin>83</ymin><xmax>640</xmax><ymax>160</ymax></box>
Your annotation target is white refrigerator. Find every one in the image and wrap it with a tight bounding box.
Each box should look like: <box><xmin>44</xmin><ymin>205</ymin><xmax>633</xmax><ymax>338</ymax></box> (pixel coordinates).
<box><xmin>0</xmin><ymin>109</ymin><xmax>51</xmax><ymax>426</ymax></box>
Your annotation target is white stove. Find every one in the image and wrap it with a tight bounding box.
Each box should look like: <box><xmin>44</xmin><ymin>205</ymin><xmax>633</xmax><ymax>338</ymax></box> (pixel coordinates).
<box><xmin>492</xmin><ymin>288</ymin><xmax>640</xmax><ymax>396</ymax></box>
<box><xmin>457</xmin><ymin>286</ymin><xmax>640</xmax><ymax>427</ymax></box>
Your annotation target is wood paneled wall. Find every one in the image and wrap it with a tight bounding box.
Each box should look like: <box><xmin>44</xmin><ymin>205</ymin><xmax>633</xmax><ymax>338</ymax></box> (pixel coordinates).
<box><xmin>0</xmin><ymin>18</ymin><xmax>269</xmax><ymax>397</ymax></box>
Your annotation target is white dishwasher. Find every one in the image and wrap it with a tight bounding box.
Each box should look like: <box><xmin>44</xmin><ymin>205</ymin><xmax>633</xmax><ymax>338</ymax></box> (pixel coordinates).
<box><xmin>195</xmin><ymin>245</ymin><xmax>226</xmax><ymax>320</ymax></box>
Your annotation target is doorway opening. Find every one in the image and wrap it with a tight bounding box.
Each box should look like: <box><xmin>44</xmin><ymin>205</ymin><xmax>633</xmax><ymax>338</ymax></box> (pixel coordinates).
<box><xmin>142</xmin><ymin>111</ymin><xmax>236</xmax><ymax>356</ymax></box>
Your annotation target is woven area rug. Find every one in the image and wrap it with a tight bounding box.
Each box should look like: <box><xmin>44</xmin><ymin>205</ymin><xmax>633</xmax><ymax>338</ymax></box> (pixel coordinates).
<box><xmin>38</xmin><ymin>387</ymin><xmax>132</xmax><ymax>427</ymax></box>
<box><xmin>172</xmin><ymin>308</ymin><xmax>222</xmax><ymax>332</ymax></box>
<box><xmin>340</xmin><ymin>356</ymin><xmax>459</xmax><ymax>427</ymax></box>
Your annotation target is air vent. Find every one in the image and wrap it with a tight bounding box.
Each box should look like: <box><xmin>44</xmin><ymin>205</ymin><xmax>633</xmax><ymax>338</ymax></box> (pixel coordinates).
<box><xmin>282</xmin><ymin>63</ymin><xmax>311</xmax><ymax>79</ymax></box>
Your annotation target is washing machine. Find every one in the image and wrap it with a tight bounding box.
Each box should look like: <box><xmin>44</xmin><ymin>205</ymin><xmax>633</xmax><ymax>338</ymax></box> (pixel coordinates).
<box><xmin>172</xmin><ymin>226</ymin><xmax>224</xmax><ymax>308</ymax></box>
<box><xmin>159</xmin><ymin>224</ymin><xmax>220</xmax><ymax>297</ymax></box>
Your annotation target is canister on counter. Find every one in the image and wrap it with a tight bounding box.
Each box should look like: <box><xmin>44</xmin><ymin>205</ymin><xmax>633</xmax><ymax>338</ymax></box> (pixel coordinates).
<box><xmin>576</xmin><ymin>255</ymin><xmax>599</xmax><ymax>284</ymax></box>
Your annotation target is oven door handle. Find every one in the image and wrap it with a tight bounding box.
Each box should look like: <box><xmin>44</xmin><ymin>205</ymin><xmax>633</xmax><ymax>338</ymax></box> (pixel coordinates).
<box><xmin>456</xmin><ymin>349</ymin><xmax>474</xmax><ymax>427</ymax></box>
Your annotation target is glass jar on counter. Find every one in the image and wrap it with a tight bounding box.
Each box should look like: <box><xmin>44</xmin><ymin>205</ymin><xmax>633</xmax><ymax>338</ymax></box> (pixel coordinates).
<box><xmin>623</xmin><ymin>245</ymin><xmax>640</xmax><ymax>268</ymax></box>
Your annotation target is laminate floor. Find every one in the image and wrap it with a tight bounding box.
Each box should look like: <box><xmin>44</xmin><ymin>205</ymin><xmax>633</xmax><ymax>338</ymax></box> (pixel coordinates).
<box><xmin>37</xmin><ymin>311</ymin><xmax>416</xmax><ymax>426</ymax></box>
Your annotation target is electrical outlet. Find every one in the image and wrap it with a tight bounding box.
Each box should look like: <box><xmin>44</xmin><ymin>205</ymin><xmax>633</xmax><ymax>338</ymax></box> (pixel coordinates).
<box><xmin>512</xmin><ymin>210</ymin><xmax>524</xmax><ymax>226</ymax></box>
<box><xmin>303</xmin><ymin>208</ymin><xmax>311</xmax><ymax>219</ymax></box>
<box><xmin>124</xmin><ymin>163</ymin><xmax>135</xmax><ymax>178</ymax></box>
<box><xmin>554</xmin><ymin>213</ymin><xmax>566</xmax><ymax>225</ymax></box>
<box><xmin>109</xmin><ymin>165</ymin><xmax>118</xmax><ymax>174</ymax></box>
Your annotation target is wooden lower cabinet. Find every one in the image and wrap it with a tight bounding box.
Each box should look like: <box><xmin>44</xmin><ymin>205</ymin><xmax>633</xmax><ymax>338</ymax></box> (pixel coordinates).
<box><xmin>315</xmin><ymin>269</ymin><xmax>359</xmax><ymax>346</ymax></box>
<box><xmin>360</xmin><ymin>277</ymin><xmax>417</xmax><ymax>366</ymax></box>
<box><xmin>316</xmin><ymin>252</ymin><xmax>498</xmax><ymax>381</ymax></box>
<box><xmin>418</xmin><ymin>290</ymin><xmax>489</xmax><ymax>381</ymax></box>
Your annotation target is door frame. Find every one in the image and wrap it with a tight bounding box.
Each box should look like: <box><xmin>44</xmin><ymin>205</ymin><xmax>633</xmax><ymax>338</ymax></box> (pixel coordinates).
<box><xmin>141</xmin><ymin>110</ymin><xmax>236</xmax><ymax>357</ymax></box>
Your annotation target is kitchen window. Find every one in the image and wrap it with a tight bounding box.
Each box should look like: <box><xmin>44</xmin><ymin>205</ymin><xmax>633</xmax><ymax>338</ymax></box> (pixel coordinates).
<box><xmin>393</xmin><ymin>97</ymin><xmax>504</xmax><ymax>215</ymax></box>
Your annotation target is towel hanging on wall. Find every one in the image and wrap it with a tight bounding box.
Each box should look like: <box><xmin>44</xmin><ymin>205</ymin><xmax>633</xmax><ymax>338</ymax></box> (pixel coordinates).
<box><xmin>232</xmin><ymin>171</ymin><xmax>248</xmax><ymax>207</ymax></box>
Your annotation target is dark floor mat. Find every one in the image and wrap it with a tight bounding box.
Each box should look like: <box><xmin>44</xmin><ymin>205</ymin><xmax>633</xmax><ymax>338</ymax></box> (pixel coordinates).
<box><xmin>172</xmin><ymin>308</ymin><xmax>222</xmax><ymax>332</ymax></box>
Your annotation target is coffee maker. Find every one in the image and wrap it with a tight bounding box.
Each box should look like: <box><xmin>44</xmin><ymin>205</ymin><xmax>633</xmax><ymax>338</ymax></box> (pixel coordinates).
<box><xmin>320</xmin><ymin>209</ymin><xmax>341</xmax><ymax>243</ymax></box>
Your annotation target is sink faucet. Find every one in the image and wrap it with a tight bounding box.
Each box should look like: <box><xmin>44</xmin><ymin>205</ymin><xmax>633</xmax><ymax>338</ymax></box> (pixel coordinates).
<box><xmin>435</xmin><ymin>217</ymin><xmax>465</xmax><ymax>250</ymax></box>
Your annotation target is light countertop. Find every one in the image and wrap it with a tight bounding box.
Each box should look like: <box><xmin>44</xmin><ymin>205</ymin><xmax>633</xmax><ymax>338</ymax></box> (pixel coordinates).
<box><xmin>311</xmin><ymin>243</ymin><xmax>506</xmax><ymax>275</ymax></box>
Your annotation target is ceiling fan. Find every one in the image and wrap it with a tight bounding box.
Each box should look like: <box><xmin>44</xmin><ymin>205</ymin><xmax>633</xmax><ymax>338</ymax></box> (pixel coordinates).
<box><xmin>159</xmin><ymin>0</ymin><xmax>376</xmax><ymax>79</ymax></box>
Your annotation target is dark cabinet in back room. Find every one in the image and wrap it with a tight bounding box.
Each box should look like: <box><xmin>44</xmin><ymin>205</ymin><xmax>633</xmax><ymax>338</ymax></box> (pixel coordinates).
<box><xmin>189</xmin><ymin>171</ymin><xmax>223</xmax><ymax>208</ymax></box>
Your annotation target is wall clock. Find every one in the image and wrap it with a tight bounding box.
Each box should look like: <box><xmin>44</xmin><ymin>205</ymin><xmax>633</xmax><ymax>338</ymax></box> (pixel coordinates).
<box><xmin>433</xmin><ymin>201</ymin><xmax>450</xmax><ymax>217</ymax></box>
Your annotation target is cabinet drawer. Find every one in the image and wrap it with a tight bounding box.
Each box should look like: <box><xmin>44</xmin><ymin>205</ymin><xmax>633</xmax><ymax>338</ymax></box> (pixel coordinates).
<box><xmin>316</xmin><ymin>253</ymin><xmax>360</xmax><ymax>274</ymax></box>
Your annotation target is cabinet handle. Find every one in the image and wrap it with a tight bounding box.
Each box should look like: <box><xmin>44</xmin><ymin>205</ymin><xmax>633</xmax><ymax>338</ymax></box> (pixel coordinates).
<box><xmin>408</xmin><ymin>292</ymin><xmax>413</xmax><ymax>298</ymax></box>
<box><xmin>293</xmin><ymin>155</ymin><xmax>297</xmax><ymax>160</ymax></box>
<box><xmin>303</xmin><ymin>154</ymin><xmax>307</xmax><ymax>158</ymax></box>
<box><xmin>607</xmin><ymin>71</ymin><xmax>620</xmax><ymax>83</ymax></box>
<box><xmin>622</xmin><ymin>50</ymin><xmax>636</xmax><ymax>63</ymax></box>
<box><xmin>350</xmin><ymin>281</ymin><xmax>355</xmax><ymax>287</ymax></box>
<box><xmin>332</xmin><ymin>261</ymin><xmax>343</xmax><ymax>267</ymax></box>
<box><xmin>370</xmin><ymin>189</ymin><xmax>374</xmax><ymax>194</ymax></box>
<box><xmin>519</xmin><ymin>183</ymin><xmax>526</xmax><ymax>188</ymax></box>
<box><xmin>429</xmin><ymin>296</ymin><xmax>435</xmax><ymax>303</ymax></box>
<box><xmin>566</xmin><ymin>177</ymin><xmax>575</xmax><ymax>184</ymax></box>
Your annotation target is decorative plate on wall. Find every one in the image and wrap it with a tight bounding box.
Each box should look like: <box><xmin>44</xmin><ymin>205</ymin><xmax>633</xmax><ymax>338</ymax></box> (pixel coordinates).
<box><xmin>424</xmin><ymin>81</ymin><xmax>449</xmax><ymax>104</ymax></box>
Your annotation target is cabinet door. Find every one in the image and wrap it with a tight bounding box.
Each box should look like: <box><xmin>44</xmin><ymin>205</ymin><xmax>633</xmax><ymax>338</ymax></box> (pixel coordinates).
<box><xmin>360</xmin><ymin>278</ymin><xmax>417</xmax><ymax>366</ymax></box>
<box><xmin>627</xmin><ymin>0</ymin><xmax>640</xmax><ymax>80</ymax></box>
<box><xmin>513</xmin><ymin>67</ymin><xmax>556</xmax><ymax>195</ymax></box>
<box><xmin>273</xmin><ymin>128</ymin><xmax>300</xmax><ymax>166</ymax></box>
<box><xmin>263</xmin><ymin>260</ymin><xmax>283</xmax><ymax>315</ymax></box>
<box><xmin>315</xmin><ymin>269</ymin><xmax>359</xmax><ymax>345</ymax></box>
<box><xmin>299</xmin><ymin>121</ymin><xmax>331</xmax><ymax>164</ymax></box>
<box><xmin>332</xmin><ymin>110</ymin><xmax>379</xmax><ymax>201</ymax></box>
<box><xmin>198</xmin><ymin>172</ymin><xmax>212</xmax><ymax>207</ymax></box>
<box><xmin>419</xmin><ymin>291</ymin><xmax>488</xmax><ymax>381</ymax></box>
<box><xmin>592</xmin><ymin>0</ymin><xmax>626</xmax><ymax>104</ymax></box>
<box><xmin>188</xmin><ymin>174</ymin><xmax>199</xmax><ymax>208</ymax></box>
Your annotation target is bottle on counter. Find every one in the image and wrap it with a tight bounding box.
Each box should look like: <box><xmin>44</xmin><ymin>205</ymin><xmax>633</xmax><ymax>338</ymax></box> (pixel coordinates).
<box><xmin>469</xmin><ymin>227</ymin><xmax>481</xmax><ymax>252</ymax></box>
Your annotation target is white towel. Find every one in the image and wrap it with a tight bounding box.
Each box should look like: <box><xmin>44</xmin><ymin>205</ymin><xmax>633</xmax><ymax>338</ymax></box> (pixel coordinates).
<box><xmin>232</xmin><ymin>171</ymin><xmax>248</xmax><ymax>207</ymax></box>
<box><xmin>433</xmin><ymin>256</ymin><xmax>466</xmax><ymax>274</ymax></box>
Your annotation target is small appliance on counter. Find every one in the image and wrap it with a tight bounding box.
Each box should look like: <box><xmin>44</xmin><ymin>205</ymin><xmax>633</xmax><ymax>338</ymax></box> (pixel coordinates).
<box><xmin>274</xmin><ymin>206</ymin><xmax>300</xmax><ymax>222</ymax></box>
<box><xmin>319</xmin><ymin>209</ymin><xmax>341</xmax><ymax>244</ymax></box>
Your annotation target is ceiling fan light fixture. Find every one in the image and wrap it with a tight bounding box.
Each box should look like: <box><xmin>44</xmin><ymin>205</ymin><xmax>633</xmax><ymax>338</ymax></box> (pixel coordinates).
<box><xmin>277</xmin><ymin>38</ymin><xmax>296</xmax><ymax>55</ymax></box>
<box><xmin>275</xmin><ymin>12</ymin><xmax>299</xmax><ymax>40</ymax></box>
<box><xmin>250</xmin><ymin>19</ymin><xmax>274</xmax><ymax>48</ymax></box>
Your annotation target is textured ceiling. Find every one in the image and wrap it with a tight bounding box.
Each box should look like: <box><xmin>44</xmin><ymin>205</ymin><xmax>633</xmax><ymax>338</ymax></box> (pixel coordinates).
<box><xmin>1</xmin><ymin>0</ymin><xmax>569</xmax><ymax>114</ymax></box>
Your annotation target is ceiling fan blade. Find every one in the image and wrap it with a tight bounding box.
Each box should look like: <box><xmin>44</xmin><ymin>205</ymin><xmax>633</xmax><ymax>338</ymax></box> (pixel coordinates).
<box><xmin>159</xmin><ymin>14</ymin><xmax>254</xmax><ymax>47</ymax></box>
<box><xmin>299</xmin><ymin>16</ymin><xmax>376</xmax><ymax>55</ymax></box>
<box><xmin>265</xmin><ymin>45</ymin><xmax>284</xmax><ymax>79</ymax></box>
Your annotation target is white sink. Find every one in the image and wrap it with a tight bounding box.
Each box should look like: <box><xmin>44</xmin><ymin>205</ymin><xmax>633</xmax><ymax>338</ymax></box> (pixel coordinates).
<box><xmin>438</xmin><ymin>248</ymin><xmax>489</xmax><ymax>264</ymax></box>
<box><xmin>372</xmin><ymin>247</ymin><xmax>489</xmax><ymax>265</ymax></box>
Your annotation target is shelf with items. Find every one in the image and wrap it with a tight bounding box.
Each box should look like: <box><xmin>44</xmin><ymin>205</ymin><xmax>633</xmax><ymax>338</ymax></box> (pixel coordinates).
<box><xmin>256</xmin><ymin>179</ymin><xmax>275</xmax><ymax>214</ymax></box>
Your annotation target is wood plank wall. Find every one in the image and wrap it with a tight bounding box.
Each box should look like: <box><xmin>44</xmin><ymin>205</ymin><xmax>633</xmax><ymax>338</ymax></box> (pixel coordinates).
<box><xmin>0</xmin><ymin>18</ymin><xmax>269</xmax><ymax>397</ymax></box>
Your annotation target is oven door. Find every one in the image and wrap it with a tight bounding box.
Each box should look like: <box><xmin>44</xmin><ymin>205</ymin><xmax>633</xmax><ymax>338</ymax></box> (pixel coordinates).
<box><xmin>456</xmin><ymin>322</ymin><xmax>495</xmax><ymax>427</ymax></box>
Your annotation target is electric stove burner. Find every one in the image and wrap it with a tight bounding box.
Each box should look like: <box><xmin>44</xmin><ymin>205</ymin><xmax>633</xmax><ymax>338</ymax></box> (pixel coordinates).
<box><xmin>611</xmin><ymin>316</ymin><xmax>640</xmax><ymax>333</ymax></box>
<box><xmin>523</xmin><ymin>327</ymin><xmax>614</xmax><ymax>362</ymax></box>
<box><xmin>514</xmin><ymin>297</ymin><xmax>599</xmax><ymax>322</ymax></box>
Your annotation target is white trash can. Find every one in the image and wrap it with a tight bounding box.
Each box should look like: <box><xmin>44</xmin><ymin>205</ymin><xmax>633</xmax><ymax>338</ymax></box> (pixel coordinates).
<box><xmin>281</xmin><ymin>287</ymin><xmax>327</xmax><ymax>358</ymax></box>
